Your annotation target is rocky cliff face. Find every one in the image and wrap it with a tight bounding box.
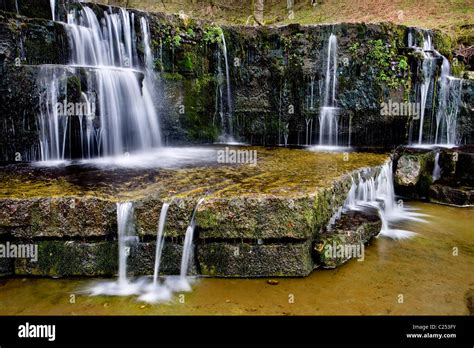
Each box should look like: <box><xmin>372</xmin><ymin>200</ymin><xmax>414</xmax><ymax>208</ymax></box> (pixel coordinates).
<box><xmin>0</xmin><ymin>1</ymin><xmax>473</xmax><ymax>162</ymax></box>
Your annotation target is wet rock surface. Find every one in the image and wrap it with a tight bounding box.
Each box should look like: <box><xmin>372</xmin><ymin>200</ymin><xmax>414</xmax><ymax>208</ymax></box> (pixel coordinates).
<box><xmin>314</xmin><ymin>210</ymin><xmax>381</xmax><ymax>268</ymax></box>
<box><xmin>395</xmin><ymin>155</ymin><xmax>423</xmax><ymax>186</ymax></box>
<box><xmin>428</xmin><ymin>184</ymin><xmax>474</xmax><ymax>206</ymax></box>
<box><xmin>1</xmin><ymin>3</ymin><xmax>472</xmax><ymax>162</ymax></box>
<box><xmin>394</xmin><ymin>146</ymin><xmax>474</xmax><ymax>206</ymax></box>
<box><xmin>0</xmin><ymin>149</ymin><xmax>388</xmax><ymax>277</ymax></box>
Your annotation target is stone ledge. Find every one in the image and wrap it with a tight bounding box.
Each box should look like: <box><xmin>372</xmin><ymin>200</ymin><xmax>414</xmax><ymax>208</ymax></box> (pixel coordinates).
<box><xmin>428</xmin><ymin>184</ymin><xmax>474</xmax><ymax>207</ymax></box>
<box><xmin>196</xmin><ymin>240</ymin><xmax>314</xmax><ymax>277</ymax></box>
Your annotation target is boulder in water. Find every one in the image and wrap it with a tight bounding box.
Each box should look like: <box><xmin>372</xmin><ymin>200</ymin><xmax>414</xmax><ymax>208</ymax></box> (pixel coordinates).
<box><xmin>395</xmin><ymin>155</ymin><xmax>422</xmax><ymax>186</ymax></box>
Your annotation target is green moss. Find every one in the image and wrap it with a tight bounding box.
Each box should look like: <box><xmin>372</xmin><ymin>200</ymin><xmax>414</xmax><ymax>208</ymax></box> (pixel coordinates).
<box><xmin>178</xmin><ymin>51</ymin><xmax>195</xmax><ymax>71</ymax></box>
<box><xmin>162</xmin><ymin>72</ymin><xmax>184</xmax><ymax>81</ymax></box>
<box><xmin>360</xmin><ymin>39</ymin><xmax>409</xmax><ymax>89</ymax></box>
<box><xmin>203</xmin><ymin>25</ymin><xmax>223</xmax><ymax>44</ymax></box>
<box><xmin>451</xmin><ymin>59</ymin><xmax>465</xmax><ymax>78</ymax></box>
<box><xmin>433</xmin><ymin>30</ymin><xmax>454</xmax><ymax>59</ymax></box>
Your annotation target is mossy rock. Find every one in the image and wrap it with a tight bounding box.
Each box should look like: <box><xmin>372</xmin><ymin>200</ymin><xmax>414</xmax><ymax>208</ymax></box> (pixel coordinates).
<box><xmin>197</xmin><ymin>240</ymin><xmax>314</xmax><ymax>277</ymax></box>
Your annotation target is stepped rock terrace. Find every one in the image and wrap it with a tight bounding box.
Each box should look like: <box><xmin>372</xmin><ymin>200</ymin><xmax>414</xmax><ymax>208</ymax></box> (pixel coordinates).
<box><xmin>0</xmin><ymin>147</ymin><xmax>388</xmax><ymax>277</ymax></box>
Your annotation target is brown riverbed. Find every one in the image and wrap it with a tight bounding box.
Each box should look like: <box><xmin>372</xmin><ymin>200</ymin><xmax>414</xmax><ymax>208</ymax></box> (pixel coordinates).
<box><xmin>0</xmin><ymin>201</ymin><xmax>472</xmax><ymax>315</ymax></box>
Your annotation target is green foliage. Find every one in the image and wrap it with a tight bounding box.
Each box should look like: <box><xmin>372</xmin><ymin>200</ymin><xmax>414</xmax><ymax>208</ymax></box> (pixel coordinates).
<box><xmin>203</xmin><ymin>26</ymin><xmax>223</xmax><ymax>44</ymax></box>
<box><xmin>178</xmin><ymin>52</ymin><xmax>194</xmax><ymax>71</ymax></box>
<box><xmin>398</xmin><ymin>57</ymin><xmax>409</xmax><ymax>71</ymax></box>
<box><xmin>154</xmin><ymin>58</ymin><xmax>163</xmax><ymax>71</ymax></box>
<box><xmin>186</xmin><ymin>27</ymin><xmax>196</xmax><ymax>39</ymax></box>
<box><xmin>349</xmin><ymin>42</ymin><xmax>360</xmax><ymax>55</ymax></box>
<box><xmin>165</xmin><ymin>28</ymin><xmax>182</xmax><ymax>48</ymax></box>
<box><xmin>353</xmin><ymin>39</ymin><xmax>409</xmax><ymax>89</ymax></box>
<box><xmin>162</xmin><ymin>72</ymin><xmax>183</xmax><ymax>81</ymax></box>
<box><xmin>451</xmin><ymin>58</ymin><xmax>465</xmax><ymax>78</ymax></box>
<box><xmin>171</xmin><ymin>34</ymin><xmax>182</xmax><ymax>47</ymax></box>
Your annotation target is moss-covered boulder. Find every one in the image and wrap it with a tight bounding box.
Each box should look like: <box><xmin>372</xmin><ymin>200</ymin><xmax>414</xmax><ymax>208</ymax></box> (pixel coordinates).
<box><xmin>394</xmin><ymin>149</ymin><xmax>434</xmax><ymax>199</ymax></box>
<box><xmin>314</xmin><ymin>210</ymin><xmax>381</xmax><ymax>268</ymax></box>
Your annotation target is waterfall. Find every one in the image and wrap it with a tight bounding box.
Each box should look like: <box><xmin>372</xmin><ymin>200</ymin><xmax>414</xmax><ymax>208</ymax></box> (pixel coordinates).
<box><xmin>318</xmin><ymin>34</ymin><xmax>339</xmax><ymax>147</ymax></box>
<box><xmin>37</xmin><ymin>5</ymin><xmax>161</xmax><ymax>161</ymax></box>
<box><xmin>417</xmin><ymin>55</ymin><xmax>436</xmax><ymax>144</ymax></box>
<box><xmin>153</xmin><ymin>203</ymin><xmax>170</xmax><ymax>286</ymax></box>
<box><xmin>136</xmin><ymin>202</ymin><xmax>173</xmax><ymax>303</ymax></box>
<box><xmin>50</xmin><ymin>0</ymin><xmax>55</xmax><ymax>21</ymax></box>
<box><xmin>410</xmin><ymin>30</ymin><xmax>463</xmax><ymax>147</ymax></box>
<box><xmin>432</xmin><ymin>152</ymin><xmax>441</xmax><ymax>182</ymax></box>
<box><xmin>217</xmin><ymin>31</ymin><xmax>235</xmax><ymax>143</ymax></box>
<box><xmin>331</xmin><ymin>161</ymin><xmax>426</xmax><ymax>239</ymax></box>
<box><xmin>89</xmin><ymin>202</ymin><xmax>141</xmax><ymax>296</ymax></box>
<box><xmin>117</xmin><ymin>202</ymin><xmax>136</xmax><ymax>285</ymax></box>
<box><xmin>407</xmin><ymin>29</ymin><xmax>415</xmax><ymax>48</ymax></box>
<box><xmin>165</xmin><ymin>198</ymin><xmax>204</xmax><ymax>292</ymax></box>
<box><xmin>180</xmin><ymin>199</ymin><xmax>204</xmax><ymax>279</ymax></box>
<box><xmin>435</xmin><ymin>60</ymin><xmax>463</xmax><ymax>145</ymax></box>
<box><xmin>37</xmin><ymin>67</ymin><xmax>67</xmax><ymax>162</ymax></box>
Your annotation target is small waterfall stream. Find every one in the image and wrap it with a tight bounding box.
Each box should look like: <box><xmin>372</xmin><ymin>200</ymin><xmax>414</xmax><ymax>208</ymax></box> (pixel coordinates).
<box><xmin>165</xmin><ymin>198</ymin><xmax>205</xmax><ymax>292</ymax></box>
<box><xmin>329</xmin><ymin>161</ymin><xmax>426</xmax><ymax>239</ymax></box>
<box><xmin>117</xmin><ymin>202</ymin><xmax>136</xmax><ymax>286</ymax></box>
<box><xmin>432</xmin><ymin>152</ymin><xmax>441</xmax><ymax>182</ymax></box>
<box><xmin>318</xmin><ymin>34</ymin><xmax>339</xmax><ymax>147</ymax></box>
<box><xmin>217</xmin><ymin>31</ymin><xmax>235</xmax><ymax>143</ymax></box>
<box><xmin>50</xmin><ymin>0</ymin><xmax>55</xmax><ymax>21</ymax></box>
<box><xmin>88</xmin><ymin>198</ymin><xmax>205</xmax><ymax>303</ymax></box>
<box><xmin>89</xmin><ymin>202</ymin><xmax>141</xmax><ymax>296</ymax></box>
<box><xmin>153</xmin><ymin>203</ymin><xmax>170</xmax><ymax>286</ymax></box>
<box><xmin>417</xmin><ymin>33</ymin><xmax>436</xmax><ymax>144</ymax></box>
<box><xmin>216</xmin><ymin>31</ymin><xmax>237</xmax><ymax>144</ymax></box>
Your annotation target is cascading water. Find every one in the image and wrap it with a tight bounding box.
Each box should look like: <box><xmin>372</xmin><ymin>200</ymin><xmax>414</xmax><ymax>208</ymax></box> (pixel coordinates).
<box><xmin>38</xmin><ymin>5</ymin><xmax>161</xmax><ymax>161</ymax></box>
<box><xmin>217</xmin><ymin>31</ymin><xmax>236</xmax><ymax>143</ymax></box>
<box><xmin>432</xmin><ymin>152</ymin><xmax>441</xmax><ymax>182</ymax></box>
<box><xmin>165</xmin><ymin>198</ymin><xmax>205</xmax><ymax>292</ymax></box>
<box><xmin>330</xmin><ymin>161</ymin><xmax>426</xmax><ymax>239</ymax></box>
<box><xmin>89</xmin><ymin>198</ymin><xmax>205</xmax><ymax>302</ymax></box>
<box><xmin>410</xmin><ymin>30</ymin><xmax>463</xmax><ymax>147</ymax></box>
<box><xmin>417</xmin><ymin>42</ymin><xmax>436</xmax><ymax>144</ymax></box>
<box><xmin>435</xmin><ymin>60</ymin><xmax>463</xmax><ymax>145</ymax></box>
<box><xmin>153</xmin><ymin>203</ymin><xmax>170</xmax><ymax>286</ymax></box>
<box><xmin>50</xmin><ymin>0</ymin><xmax>55</xmax><ymax>21</ymax></box>
<box><xmin>89</xmin><ymin>202</ymin><xmax>141</xmax><ymax>296</ymax></box>
<box><xmin>137</xmin><ymin>202</ymin><xmax>173</xmax><ymax>303</ymax></box>
<box><xmin>117</xmin><ymin>202</ymin><xmax>136</xmax><ymax>286</ymax></box>
<box><xmin>318</xmin><ymin>34</ymin><xmax>339</xmax><ymax>147</ymax></box>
